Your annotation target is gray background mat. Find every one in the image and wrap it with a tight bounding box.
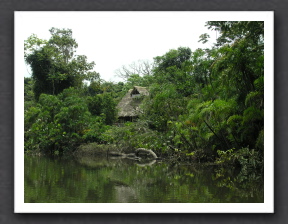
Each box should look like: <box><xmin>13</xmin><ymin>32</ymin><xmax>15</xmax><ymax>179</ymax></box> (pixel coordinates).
<box><xmin>1</xmin><ymin>0</ymin><xmax>286</xmax><ymax>223</ymax></box>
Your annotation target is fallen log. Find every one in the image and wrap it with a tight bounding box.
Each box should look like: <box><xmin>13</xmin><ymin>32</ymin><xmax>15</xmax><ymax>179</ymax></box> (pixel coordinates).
<box><xmin>107</xmin><ymin>148</ymin><xmax>158</xmax><ymax>160</ymax></box>
<box><xmin>108</xmin><ymin>151</ymin><xmax>126</xmax><ymax>157</ymax></box>
<box><xmin>125</xmin><ymin>153</ymin><xmax>141</xmax><ymax>160</ymax></box>
<box><xmin>135</xmin><ymin>148</ymin><xmax>158</xmax><ymax>159</ymax></box>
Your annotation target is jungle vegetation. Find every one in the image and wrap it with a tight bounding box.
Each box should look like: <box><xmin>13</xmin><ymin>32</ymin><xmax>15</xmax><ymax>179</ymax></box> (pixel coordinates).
<box><xmin>24</xmin><ymin>22</ymin><xmax>264</xmax><ymax>172</ymax></box>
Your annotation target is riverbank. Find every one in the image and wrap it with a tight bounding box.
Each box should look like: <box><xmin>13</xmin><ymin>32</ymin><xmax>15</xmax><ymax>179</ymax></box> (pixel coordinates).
<box><xmin>73</xmin><ymin>143</ymin><xmax>115</xmax><ymax>156</ymax></box>
<box><xmin>73</xmin><ymin>142</ymin><xmax>215</xmax><ymax>166</ymax></box>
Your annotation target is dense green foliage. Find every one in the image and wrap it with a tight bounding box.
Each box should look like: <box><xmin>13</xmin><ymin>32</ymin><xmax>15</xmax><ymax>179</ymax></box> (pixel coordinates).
<box><xmin>25</xmin><ymin>28</ymin><xmax>99</xmax><ymax>100</ymax></box>
<box><xmin>24</xmin><ymin>88</ymin><xmax>110</xmax><ymax>154</ymax></box>
<box><xmin>24</xmin><ymin>22</ymin><xmax>264</xmax><ymax>172</ymax></box>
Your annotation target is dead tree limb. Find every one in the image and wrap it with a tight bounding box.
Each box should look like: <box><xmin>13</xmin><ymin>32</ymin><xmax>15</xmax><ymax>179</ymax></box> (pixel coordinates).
<box><xmin>135</xmin><ymin>148</ymin><xmax>158</xmax><ymax>159</ymax></box>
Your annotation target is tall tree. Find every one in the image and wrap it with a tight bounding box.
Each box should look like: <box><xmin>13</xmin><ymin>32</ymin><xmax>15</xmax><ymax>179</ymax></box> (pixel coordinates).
<box><xmin>25</xmin><ymin>28</ymin><xmax>99</xmax><ymax>100</ymax></box>
<box><xmin>206</xmin><ymin>21</ymin><xmax>264</xmax><ymax>46</ymax></box>
<box><xmin>153</xmin><ymin>47</ymin><xmax>193</xmax><ymax>96</ymax></box>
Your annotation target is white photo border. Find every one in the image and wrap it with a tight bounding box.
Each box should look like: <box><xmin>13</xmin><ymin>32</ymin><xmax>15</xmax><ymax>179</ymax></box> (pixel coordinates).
<box><xmin>15</xmin><ymin>11</ymin><xmax>274</xmax><ymax>213</ymax></box>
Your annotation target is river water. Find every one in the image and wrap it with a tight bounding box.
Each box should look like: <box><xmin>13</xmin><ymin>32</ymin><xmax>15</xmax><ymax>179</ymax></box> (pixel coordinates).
<box><xmin>24</xmin><ymin>155</ymin><xmax>264</xmax><ymax>203</ymax></box>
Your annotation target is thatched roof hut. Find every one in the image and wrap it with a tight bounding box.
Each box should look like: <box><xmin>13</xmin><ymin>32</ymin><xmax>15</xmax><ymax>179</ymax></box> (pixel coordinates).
<box><xmin>117</xmin><ymin>86</ymin><xmax>149</xmax><ymax>120</ymax></box>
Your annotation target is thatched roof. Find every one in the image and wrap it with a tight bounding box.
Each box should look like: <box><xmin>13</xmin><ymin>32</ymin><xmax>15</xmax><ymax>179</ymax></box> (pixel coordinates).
<box><xmin>117</xmin><ymin>86</ymin><xmax>149</xmax><ymax>118</ymax></box>
<box><xmin>130</xmin><ymin>86</ymin><xmax>149</xmax><ymax>96</ymax></box>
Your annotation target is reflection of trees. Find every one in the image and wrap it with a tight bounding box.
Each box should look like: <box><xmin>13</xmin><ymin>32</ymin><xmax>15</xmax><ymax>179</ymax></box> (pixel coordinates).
<box><xmin>212</xmin><ymin>166</ymin><xmax>264</xmax><ymax>202</ymax></box>
<box><xmin>25</xmin><ymin>155</ymin><xmax>263</xmax><ymax>203</ymax></box>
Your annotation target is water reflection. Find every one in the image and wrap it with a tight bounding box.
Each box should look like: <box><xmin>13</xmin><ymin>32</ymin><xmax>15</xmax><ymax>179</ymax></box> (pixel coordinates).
<box><xmin>24</xmin><ymin>155</ymin><xmax>264</xmax><ymax>203</ymax></box>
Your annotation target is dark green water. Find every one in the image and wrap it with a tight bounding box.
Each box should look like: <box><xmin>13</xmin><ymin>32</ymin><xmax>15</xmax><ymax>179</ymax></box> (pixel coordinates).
<box><xmin>24</xmin><ymin>155</ymin><xmax>264</xmax><ymax>203</ymax></box>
